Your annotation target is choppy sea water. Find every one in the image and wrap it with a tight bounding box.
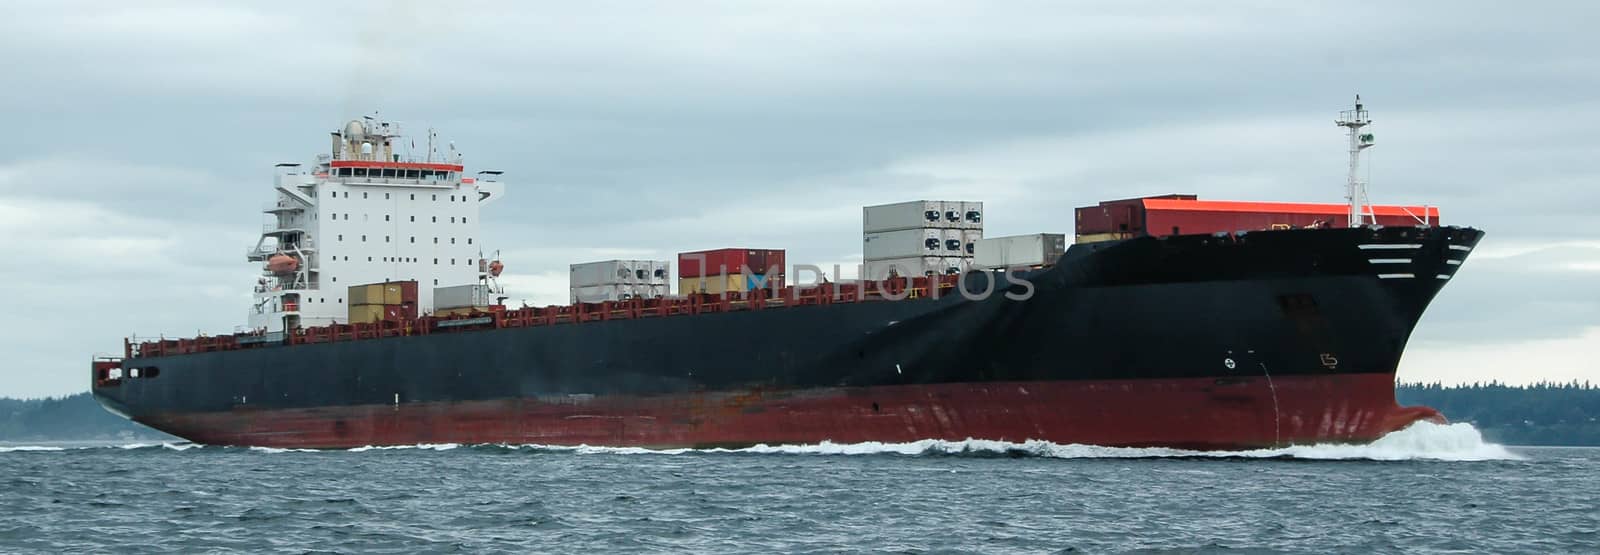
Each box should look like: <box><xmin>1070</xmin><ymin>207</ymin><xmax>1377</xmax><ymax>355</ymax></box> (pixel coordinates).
<box><xmin>2</xmin><ymin>422</ymin><xmax>1595</xmax><ymax>554</ymax></box>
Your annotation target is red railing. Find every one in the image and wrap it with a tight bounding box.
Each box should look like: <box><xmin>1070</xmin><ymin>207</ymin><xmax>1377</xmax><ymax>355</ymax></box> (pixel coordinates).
<box><xmin>127</xmin><ymin>275</ymin><xmax>963</xmax><ymax>359</ymax></box>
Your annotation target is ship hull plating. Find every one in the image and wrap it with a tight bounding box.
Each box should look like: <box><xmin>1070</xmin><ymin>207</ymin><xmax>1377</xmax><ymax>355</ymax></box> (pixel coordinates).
<box><xmin>95</xmin><ymin>226</ymin><xmax>1481</xmax><ymax>450</ymax></box>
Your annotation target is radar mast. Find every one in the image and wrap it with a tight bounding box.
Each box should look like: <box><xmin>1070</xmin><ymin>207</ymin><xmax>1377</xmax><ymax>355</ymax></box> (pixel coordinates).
<box><xmin>1335</xmin><ymin>95</ymin><xmax>1376</xmax><ymax>227</ymax></box>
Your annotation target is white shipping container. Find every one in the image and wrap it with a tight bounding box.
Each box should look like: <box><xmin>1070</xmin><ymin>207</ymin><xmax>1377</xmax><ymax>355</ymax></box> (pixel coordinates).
<box><xmin>961</xmin><ymin>230</ymin><xmax>984</xmax><ymax>256</ymax></box>
<box><xmin>961</xmin><ymin>201</ymin><xmax>984</xmax><ymax>229</ymax></box>
<box><xmin>864</xmin><ymin>200</ymin><xmax>944</xmax><ymax>233</ymax></box>
<box><xmin>649</xmin><ymin>261</ymin><xmax>671</xmax><ymax>284</ymax></box>
<box><xmin>973</xmin><ymin>233</ymin><xmax>1068</xmax><ymax>269</ymax></box>
<box><xmin>435</xmin><ymin>284</ymin><xmax>491</xmax><ymax>309</ymax></box>
<box><xmin>941</xmin><ymin>201</ymin><xmax>966</xmax><ymax>227</ymax></box>
<box><xmin>941</xmin><ymin>229</ymin><xmax>965</xmax><ymax>254</ymax></box>
<box><xmin>863</xmin><ymin>256</ymin><xmax>941</xmax><ymax>282</ymax></box>
<box><xmin>864</xmin><ymin>228</ymin><xmax>943</xmax><ymax>260</ymax></box>
<box><xmin>570</xmin><ymin>260</ymin><xmax>632</xmax><ymax>287</ymax></box>
<box><xmin>938</xmin><ymin>256</ymin><xmax>967</xmax><ymax>275</ymax></box>
<box><xmin>569</xmin><ymin>283</ymin><xmax>666</xmax><ymax>304</ymax></box>
<box><xmin>571</xmin><ymin>259</ymin><xmax>669</xmax><ymax>287</ymax></box>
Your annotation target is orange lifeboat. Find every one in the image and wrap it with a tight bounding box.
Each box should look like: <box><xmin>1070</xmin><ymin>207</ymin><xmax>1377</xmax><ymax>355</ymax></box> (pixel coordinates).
<box><xmin>266</xmin><ymin>254</ymin><xmax>299</xmax><ymax>274</ymax></box>
<box><xmin>489</xmin><ymin>260</ymin><xmax>504</xmax><ymax>277</ymax></box>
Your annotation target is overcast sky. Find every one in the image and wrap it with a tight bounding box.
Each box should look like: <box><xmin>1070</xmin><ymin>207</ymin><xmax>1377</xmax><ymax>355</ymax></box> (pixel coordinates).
<box><xmin>2</xmin><ymin>1</ymin><xmax>1595</xmax><ymax>397</ymax></box>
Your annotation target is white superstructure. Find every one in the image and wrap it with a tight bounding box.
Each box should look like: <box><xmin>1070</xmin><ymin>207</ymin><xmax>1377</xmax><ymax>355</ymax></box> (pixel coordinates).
<box><xmin>246</xmin><ymin>116</ymin><xmax>506</xmax><ymax>332</ymax></box>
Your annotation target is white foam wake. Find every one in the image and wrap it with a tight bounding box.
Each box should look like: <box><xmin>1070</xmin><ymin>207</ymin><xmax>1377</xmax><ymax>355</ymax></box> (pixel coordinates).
<box><xmin>319</xmin><ymin>421</ymin><xmax>1519</xmax><ymax>461</ymax></box>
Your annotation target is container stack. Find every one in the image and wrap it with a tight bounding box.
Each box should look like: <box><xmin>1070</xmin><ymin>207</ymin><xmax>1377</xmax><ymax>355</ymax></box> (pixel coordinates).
<box><xmin>434</xmin><ymin>284</ymin><xmax>493</xmax><ymax>316</ymax></box>
<box><xmin>569</xmin><ymin>259</ymin><xmax>671</xmax><ymax>304</ymax></box>
<box><xmin>862</xmin><ymin>200</ymin><xmax>983</xmax><ymax>281</ymax></box>
<box><xmin>346</xmin><ymin>281</ymin><xmax>418</xmax><ymax>324</ymax></box>
<box><xmin>972</xmin><ymin>233</ymin><xmax>1067</xmax><ymax>270</ymax></box>
<box><xmin>677</xmin><ymin>248</ymin><xmax>786</xmax><ymax>295</ymax></box>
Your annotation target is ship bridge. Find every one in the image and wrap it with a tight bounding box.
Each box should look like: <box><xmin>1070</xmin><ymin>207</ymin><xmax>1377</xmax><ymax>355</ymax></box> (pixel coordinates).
<box><xmin>245</xmin><ymin>115</ymin><xmax>506</xmax><ymax>333</ymax></box>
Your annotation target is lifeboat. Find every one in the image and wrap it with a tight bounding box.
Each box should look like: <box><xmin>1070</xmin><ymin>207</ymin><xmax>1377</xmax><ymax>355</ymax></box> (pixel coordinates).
<box><xmin>266</xmin><ymin>254</ymin><xmax>299</xmax><ymax>274</ymax></box>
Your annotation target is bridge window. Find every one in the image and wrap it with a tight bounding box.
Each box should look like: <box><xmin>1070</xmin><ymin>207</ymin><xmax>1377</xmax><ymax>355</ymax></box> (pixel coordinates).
<box><xmin>406</xmin><ymin>169</ymin><xmax>419</xmax><ymax>179</ymax></box>
<box><xmin>337</xmin><ymin>168</ymin><xmax>352</xmax><ymax>176</ymax></box>
<box><xmin>382</xmin><ymin>169</ymin><xmax>397</xmax><ymax>178</ymax></box>
<box><xmin>353</xmin><ymin>168</ymin><xmax>367</xmax><ymax>177</ymax></box>
<box><xmin>421</xmin><ymin>170</ymin><xmax>434</xmax><ymax>179</ymax></box>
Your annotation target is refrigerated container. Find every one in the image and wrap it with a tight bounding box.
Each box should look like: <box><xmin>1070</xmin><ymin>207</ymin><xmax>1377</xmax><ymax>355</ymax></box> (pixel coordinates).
<box><xmin>434</xmin><ymin>284</ymin><xmax>491</xmax><ymax>309</ymax></box>
<box><xmin>863</xmin><ymin>201</ymin><xmax>944</xmax><ymax>233</ymax></box>
<box><xmin>941</xmin><ymin>201</ymin><xmax>964</xmax><ymax>226</ymax></box>
<box><xmin>961</xmin><ymin>201</ymin><xmax>984</xmax><ymax>229</ymax></box>
<box><xmin>863</xmin><ymin>228</ymin><xmax>942</xmax><ymax>260</ymax></box>
<box><xmin>941</xmin><ymin>229</ymin><xmax>965</xmax><ymax>254</ymax></box>
<box><xmin>961</xmin><ymin>230</ymin><xmax>984</xmax><ymax>256</ymax></box>
<box><xmin>937</xmin><ymin>257</ymin><xmax>967</xmax><ymax>275</ymax></box>
<box><xmin>973</xmin><ymin>233</ymin><xmax>1068</xmax><ymax>269</ymax></box>
<box><xmin>863</xmin><ymin>257</ymin><xmax>940</xmax><ymax>282</ymax></box>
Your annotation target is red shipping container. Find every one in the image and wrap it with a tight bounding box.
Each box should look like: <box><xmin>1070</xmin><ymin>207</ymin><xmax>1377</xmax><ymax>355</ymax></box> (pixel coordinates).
<box><xmin>395</xmin><ymin>281</ymin><xmax>419</xmax><ymax>304</ymax></box>
<box><xmin>1076</xmin><ymin>195</ymin><xmax>1440</xmax><ymax>240</ymax></box>
<box><xmin>679</xmin><ymin>248</ymin><xmax>787</xmax><ymax>278</ymax></box>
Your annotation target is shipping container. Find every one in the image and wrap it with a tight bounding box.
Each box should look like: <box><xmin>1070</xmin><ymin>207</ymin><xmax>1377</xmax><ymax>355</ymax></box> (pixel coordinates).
<box><xmin>570</xmin><ymin>260</ymin><xmax>669</xmax><ymax>287</ymax></box>
<box><xmin>678</xmin><ymin>249</ymin><xmax>785</xmax><ymax>279</ymax></box>
<box><xmin>973</xmin><ymin>233</ymin><xmax>1068</xmax><ymax>269</ymax></box>
<box><xmin>961</xmin><ymin>230</ymin><xmax>984</xmax><ymax>256</ymax></box>
<box><xmin>863</xmin><ymin>228</ymin><xmax>942</xmax><ymax>260</ymax></box>
<box><xmin>347</xmin><ymin>304</ymin><xmax>387</xmax><ymax>324</ymax></box>
<box><xmin>863</xmin><ymin>201</ymin><xmax>944</xmax><ymax>233</ymax></box>
<box><xmin>941</xmin><ymin>201</ymin><xmax>964</xmax><ymax>226</ymax></box>
<box><xmin>396</xmin><ymin>281</ymin><xmax>418</xmax><ymax>304</ymax></box>
<box><xmin>1074</xmin><ymin>195</ymin><xmax>1441</xmax><ymax>242</ymax></box>
<box><xmin>938</xmin><ymin>257</ymin><xmax>967</xmax><ymax>275</ymax></box>
<box><xmin>676</xmin><ymin>273</ymin><xmax>784</xmax><ymax>295</ymax></box>
<box><xmin>941</xmin><ymin>229</ymin><xmax>965</xmax><ymax>254</ymax></box>
<box><xmin>434</xmin><ymin>284</ymin><xmax>491</xmax><ymax>309</ymax></box>
<box><xmin>569</xmin><ymin>282</ymin><xmax>672</xmax><ymax>304</ymax></box>
<box><xmin>347</xmin><ymin>283</ymin><xmax>385</xmax><ymax>305</ymax></box>
<box><xmin>961</xmin><ymin>201</ymin><xmax>984</xmax><ymax>230</ymax></box>
<box><xmin>571</xmin><ymin>260</ymin><xmax>633</xmax><ymax>287</ymax></box>
<box><xmin>863</xmin><ymin>257</ymin><xmax>941</xmax><ymax>281</ymax></box>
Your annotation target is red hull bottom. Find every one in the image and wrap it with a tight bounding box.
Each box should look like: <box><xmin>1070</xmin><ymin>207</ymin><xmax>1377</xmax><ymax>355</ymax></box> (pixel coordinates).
<box><xmin>144</xmin><ymin>374</ymin><xmax>1440</xmax><ymax>450</ymax></box>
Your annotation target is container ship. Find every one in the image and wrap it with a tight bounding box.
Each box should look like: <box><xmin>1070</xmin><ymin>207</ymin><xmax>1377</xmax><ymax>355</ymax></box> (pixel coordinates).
<box><xmin>91</xmin><ymin>100</ymin><xmax>1482</xmax><ymax>450</ymax></box>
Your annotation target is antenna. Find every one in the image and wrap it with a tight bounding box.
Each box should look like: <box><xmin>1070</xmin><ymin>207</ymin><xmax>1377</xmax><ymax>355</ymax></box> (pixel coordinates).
<box><xmin>1335</xmin><ymin>95</ymin><xmax>1376</xmax><ymax>227</ymax></box>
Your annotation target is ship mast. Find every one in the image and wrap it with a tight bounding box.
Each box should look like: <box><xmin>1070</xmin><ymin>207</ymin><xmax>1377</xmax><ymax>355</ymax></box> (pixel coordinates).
<box><xmin>1335</xmin><ymin>95</ymin><xmax>1376</xmax><ymax>227</ymax></box>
